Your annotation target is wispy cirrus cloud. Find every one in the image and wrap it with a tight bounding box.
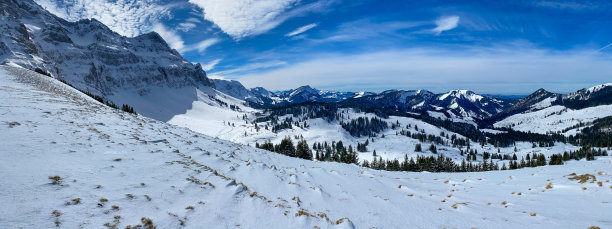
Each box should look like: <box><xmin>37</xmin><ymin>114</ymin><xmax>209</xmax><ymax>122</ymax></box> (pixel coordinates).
<box><xmin>432</xmin><ymin>16</ymin><xmax>460</xmax><ymax>35</ymax></box>
<box><xmin>189</xmin><ymin>38</ymin><xmax>221</xmax><ymax>53</ymax></box>
<box><xmin>202</xmin><ymin>58</ymin><xmax>222</xmax><ymax>71</ymax></box>
<box><xmin>535</xmin><ymin>1</ymin><xmax>608</xmax><ymax>10</ymax></box>
<box><xmin>35</xmin><ymin>0</ymin><xmax>171</xmax><ymax>37</ymax></box>
<box><xmin>153</xmin><ymin>24</ymin><xmax>219</xmax><ymax>54</ymax></box>
<box><xmin>188</xmin><ymin>0</ymin><xmax>337</xmax><ymax>39</ymax></box>
<box><xmin>213</xmin><ymin>60</ymin><xmax>287</xmax><ymax>76</ymax></box>
<box><xmin>286</xmin><ymin>23</ymin><xmax>318</xmax><ymax>37</ymax></box>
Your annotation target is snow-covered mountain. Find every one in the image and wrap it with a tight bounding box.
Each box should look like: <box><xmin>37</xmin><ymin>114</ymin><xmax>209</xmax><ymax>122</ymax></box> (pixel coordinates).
<box><xmin>489</xmin><ymin>89</ymin><xmax>561</xmax><ymax>123</ymax></box>
<box><xmin>211</xmin><ymin>82</ymin><xmax>353</xmax><ymax>105</ymax></box>
<box><xmin>274</xmin><ymin>85</ymin><xmax>354</xmax><ymax>104</ymax></box>
<box><xmin>341</xmin><ymin>89</ymin><xmax>513</xmax><ymax>120</ymax></box>
<box><xmin>562</xmin><ymin>83</ymin><xmax>612</xmax><ymax>110</ymax></box>
<box><xmin>492</xmin><ymin>84</ymin><xmax>612</xmax><ymax>134</ymax></box>
<box><xmin>433</xmin><ymin>90</ymin><xmax>513</xmax><ymax>120</ymax></box>
<box><xmin>212</xmin><ymin>78</ymin><xmax>265</xmax><ymax>103</ymax></box>
<box><xmin>341</xmin><ymin>89</ymin><xmax>435</xmax><ymax>110</ymax></box>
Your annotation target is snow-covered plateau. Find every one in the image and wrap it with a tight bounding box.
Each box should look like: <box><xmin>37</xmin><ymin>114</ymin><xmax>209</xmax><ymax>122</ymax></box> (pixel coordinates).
<box><xmin>2</xmin><ymin>67</ymin><xmax>612</xmax><ymax>229</ymax></box>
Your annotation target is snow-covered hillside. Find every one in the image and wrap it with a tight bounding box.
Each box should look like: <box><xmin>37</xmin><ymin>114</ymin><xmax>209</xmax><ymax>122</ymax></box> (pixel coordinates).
<box><xmin>2</xmin><ymin>66</ymin><xmax>612</xmax><ymax>229</ymax></box>
<box><xmin>494</xmin><ymin>105</ymin><xmax>612</xmax><ymax>135</ymax></box>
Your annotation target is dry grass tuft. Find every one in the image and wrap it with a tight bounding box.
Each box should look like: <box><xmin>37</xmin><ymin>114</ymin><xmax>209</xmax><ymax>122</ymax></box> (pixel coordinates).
<box><xmin>545</xmin><ymin>183</ymin><xmax>553</xmax><ymax>189</ymax></box>
<box><xmin>568</xmin><ymin>174</ymin><xmax>596</xmax><ymax>183</ymax></box>
<box><xmin>529</xmin><ymin>213</ymin><xmax>536</xmax><ymax>216</ymax></box>
<box><xmin>451</xmin><ymin>202</ymin><xmax>468</xmax><ymax>209</ymax></box>
<box><xmin>335</xmin><ymin>217</ymin><xmax>352</xmax><ymax>225</ymax></box>
<box><xmin>48</xmin><ymin>176</ymin><xmax>62</xmax><ymax>185</ymax></box>
<box><xmin>141</xmin><ymin>217</ymin><xmax>155</xmax><ymax>229</ymax></box>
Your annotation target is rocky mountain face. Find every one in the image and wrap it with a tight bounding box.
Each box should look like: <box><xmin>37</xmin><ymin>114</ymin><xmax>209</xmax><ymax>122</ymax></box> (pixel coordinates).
<box><xmin>212</xmin><ymin>78</ymin><xmax>264</xmax><ymax>103</ymax></box>
<box><xmin>0</xmin><ymin>0</ymin><xmax>214</xmax><ymax>98</ymax></box>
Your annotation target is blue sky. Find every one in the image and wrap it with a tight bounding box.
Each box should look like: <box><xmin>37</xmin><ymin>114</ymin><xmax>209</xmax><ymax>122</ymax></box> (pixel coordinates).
<box><xmin>37</xmin><ymin>0</ymin><xmax>612</xmax><ymax>94</ymax></box>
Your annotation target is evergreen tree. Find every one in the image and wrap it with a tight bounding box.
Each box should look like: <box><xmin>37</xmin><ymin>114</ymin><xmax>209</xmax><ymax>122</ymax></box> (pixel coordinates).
<box><xmin>414</xmin><ymin>144</ymin><xmax>422</xmax><ymax>152</ymax></box>
<box><xmin>278</xmin><ymin>137</ymin><xmax>296</xmax><ymax>157</ymax></box>
<box><xmin>429</xmin><ymin>144</ymin><xmax>437</xmax><ymax>153</ymax></box>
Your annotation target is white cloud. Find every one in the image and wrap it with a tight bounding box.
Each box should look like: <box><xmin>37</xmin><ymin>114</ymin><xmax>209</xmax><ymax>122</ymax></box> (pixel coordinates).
<box><xmin>35</xmin><ymin>0</ymin><xmax>170</xmax><ymax>37</ymax></box>
<box><xmin>202</xmin><ymin>58</ymin><xmax>222</xmax><ymax>71</ymax></box>
<box><xmin>153</xmin><ymin>24</ymin><xmax>185</xmax><ymax>51</ymax></box>
<box><xmin>432</xmin><ymin>15</ymin><xmax>460</xmax><ymax>35</ymax></box>
<box><xmin>286</xmin><ymin>23</ymin><xmax>318</xmax><ymax>37</ymax></box>
<box><xmin>188</xmin><ymin>38</ymin><xmax>221</xmax><ymax>53</ymax></box>
<box><xmin>188</xmin><ymin>0</ymin><xmax>336</xmax><ymax>39</ymax></box>
<box><xmin>319</xmin><ymin>19</ymin><xmax>424</xmax><ymax>42</ymax></box>
<box><xmin>153</xmin><ymin>24</ymin><xmax>219</xmax><ymax>54</ymax></box>
<box><xmin>230</xmin><ymin>48</ymin><xmax>612</xmax><ymax>94</ymax></box>
<box><xmin>536</xmin><ymin>1</ymin><xmax>605</xmax><ymax>10</ymax></box>
<box><xmin>176</xmin><ymin>22</ymin><xmax>197</xmax><ymax>32</ymax></box>
<box><xmin>214</xmin><ymin>61</ymin><xmax>287</xmax><ymax>75</ymax></box>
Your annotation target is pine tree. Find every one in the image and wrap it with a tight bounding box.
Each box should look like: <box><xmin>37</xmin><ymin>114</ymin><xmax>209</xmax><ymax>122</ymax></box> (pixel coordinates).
<box><xmin>429</xmin><ymin>144</ymin><xmax>437</xmax><ymax>153</ymax></box>
<box><xmin>279</xmin><ymin>137</ymin><xmax>296</xmax><ymax>157</ymax></box>
<box><xmin>414</xmin><ymin>144</ymin><xmax>422</xmax><ymax>152</ymax></box>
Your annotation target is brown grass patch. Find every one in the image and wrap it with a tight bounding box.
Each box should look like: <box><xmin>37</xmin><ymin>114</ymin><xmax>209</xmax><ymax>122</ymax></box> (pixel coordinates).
<box><xmin>451</xmin><ymin>202</ymin><xmax>468</xmax><ymax>209</ymax></box>
<box><xmin>545</xmin><ymin>183</ymin><xmax>553</xmax><ymax>189</ymax></box>
<box><xmin>568</xmin><ymin>174</ymin><xmax>596</xmax><ymax>183</ymax></box>
<box><xmin>335</xmin><ymin>217</ymin><xmax>352</xmax><ymax>225</ymax></box>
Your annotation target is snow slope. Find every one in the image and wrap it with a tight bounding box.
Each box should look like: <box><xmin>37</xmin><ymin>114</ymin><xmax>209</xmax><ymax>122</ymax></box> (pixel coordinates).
<box><xmin>2</xmin><ymin>66</ymin><xmax>612</xmax><ymax>229</ymax></box>
<box><xmin>494</xmin><ymin>105</ymin><xmax>612</xmax><ymax>135</ymax></box>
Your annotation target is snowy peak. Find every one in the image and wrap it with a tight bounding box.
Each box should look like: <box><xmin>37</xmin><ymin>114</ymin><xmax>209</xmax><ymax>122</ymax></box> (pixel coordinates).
<box><xmin>433</xmin><ymin>90</ymin><xmax>512</xmax><ymax>120</ymax></box>
<box><xmin>0</xmin><ymin>0</ymin><xmax>214</xmax><ymax>97</ymax></box>
<box><xmin>274</xmin><ymin>85</ymin><xmax>352</xmax><ymax>103</ymax></box>
<box><xmin>437</xmin><ymin>90</ymin><xmax>484</xmax><ymax>103</ymax></box>
<box><xmin>564</xmin><ymin>83</ymin><xmax>612</xmax><ymax>100</ymax></box>
<box><xmin>341</xmin><ymin>89</ymin><xmax>436</xmax><ymax>112</ymax></box>
<box><xmin>563</xmin><ymin>83</ymin><xmax>612</xmax><ymax>110</ymax></box>
<box><xmin>488</xmin><ymin>88</ymin><xmax>560</xmax><ymax>123</ymax></box>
